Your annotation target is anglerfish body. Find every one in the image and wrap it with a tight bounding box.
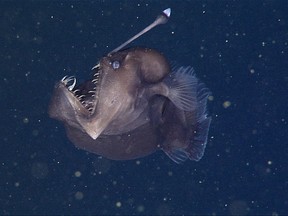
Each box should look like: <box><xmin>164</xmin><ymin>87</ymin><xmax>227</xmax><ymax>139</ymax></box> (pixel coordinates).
<box><xmin>49</xmin><ymin>47</ymin><xmax>211</xmax><ymax>163</ymax></box>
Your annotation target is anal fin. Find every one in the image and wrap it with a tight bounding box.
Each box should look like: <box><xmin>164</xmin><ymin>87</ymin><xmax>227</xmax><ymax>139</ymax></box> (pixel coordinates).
<box><xmin>165</xmin><ymin>148</ymin><xmax>189</xmax><ymax>164</ymax></box>
<box><xmin>164</xmin><ymin>117</ymin><xmax>211</xmax><ymax>164</ymax></box>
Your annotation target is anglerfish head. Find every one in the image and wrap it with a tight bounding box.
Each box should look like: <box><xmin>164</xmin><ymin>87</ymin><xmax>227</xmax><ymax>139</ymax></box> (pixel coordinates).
<box><xmin>48</xmin><ymin>47</ymin><xmax>170</xmax><ymax>140</ymax></box>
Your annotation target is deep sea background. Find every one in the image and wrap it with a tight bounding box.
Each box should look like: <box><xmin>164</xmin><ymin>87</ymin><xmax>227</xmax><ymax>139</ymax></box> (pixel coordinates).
<box><xmin>1</xmin><ymin>0</ymin><xmax>287</xmax><ymax>215</ymax></box>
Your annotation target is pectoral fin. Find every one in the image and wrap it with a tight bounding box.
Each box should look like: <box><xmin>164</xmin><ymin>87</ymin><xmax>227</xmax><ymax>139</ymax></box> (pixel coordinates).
<box><xmin>164</xmin><ymin>66</ymin><xmax>198</xmax><ymax>111</ymax></box>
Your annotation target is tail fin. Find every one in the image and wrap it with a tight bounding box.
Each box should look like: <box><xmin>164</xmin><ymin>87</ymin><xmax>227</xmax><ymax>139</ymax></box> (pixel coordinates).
<box><xmin>187</xmin><ymin>117</ymin><xmax>211</xmax><ymax>161</ymax></box>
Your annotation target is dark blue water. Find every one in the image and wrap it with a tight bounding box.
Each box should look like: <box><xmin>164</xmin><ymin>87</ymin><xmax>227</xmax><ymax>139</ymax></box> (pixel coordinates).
<box><xmin>1</xmin><ymin>1</ymin><xmax>287</xmax><ymax>215</ymax></box>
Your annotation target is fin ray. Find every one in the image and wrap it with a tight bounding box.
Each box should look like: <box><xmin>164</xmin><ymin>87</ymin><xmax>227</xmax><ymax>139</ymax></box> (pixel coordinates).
<box><xmin>188</xmin><ymin>117</ymin><xmax>211</xmax><ymax>161</ymax></box>
<box><xmin>165</xmin><ymin>148</ymin><xmax>189</xmax><ymax>164</ymax></box>
<box><xmin>164</xmin><ymin>66</ymin><xmax>198</xmax><ymax>111</ymax></box>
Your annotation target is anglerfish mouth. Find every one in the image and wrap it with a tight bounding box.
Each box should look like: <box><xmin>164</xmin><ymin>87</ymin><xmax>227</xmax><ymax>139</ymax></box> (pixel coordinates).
<box><xmin>60</xmin><ymin>64</ymin><xmax>101</xmax><ymax>114</ymax></box>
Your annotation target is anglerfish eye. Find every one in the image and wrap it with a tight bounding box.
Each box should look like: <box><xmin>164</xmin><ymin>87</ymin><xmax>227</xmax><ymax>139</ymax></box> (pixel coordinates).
<box><xmin>112</xmin><ymin>61</ymin><xmax>120</xmax><ymax>69</ymax></box>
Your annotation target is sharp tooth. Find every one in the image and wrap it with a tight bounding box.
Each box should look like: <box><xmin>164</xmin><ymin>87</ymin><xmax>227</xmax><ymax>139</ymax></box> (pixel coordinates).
<box><xmin>61</xmin><ymin>76</ymin><xmax>76</xmax><ymax>90</ymax></box>
<box><xmin>61</xmin><ymin>75</ymin><xmax>68</xmax><ymax>82</ymax></box>
<box><xmin>68</xmin><ymin>77</ymin><xmax>76</xmax><ymax>91</ymax></box>
<box><xmin>91</xmin><ymin>63</ymin><xmax>100</xmax><ymax>70</ymax></box>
